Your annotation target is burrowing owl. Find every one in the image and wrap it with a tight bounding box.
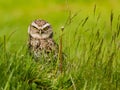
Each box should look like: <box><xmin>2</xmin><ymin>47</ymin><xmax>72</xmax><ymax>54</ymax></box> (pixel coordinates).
<box><xmin>28</xmin><ymin>19</ymin><xmax>58</xmax><ymax>61</ymax></box>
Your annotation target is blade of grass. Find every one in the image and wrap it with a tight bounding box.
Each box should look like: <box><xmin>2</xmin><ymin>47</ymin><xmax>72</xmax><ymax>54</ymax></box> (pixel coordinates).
<box><xmin>110</xmin><ymin>10</ymin><xmax>113</xmax><ymax>31</ymax></box>
<box><xmin>70</xmin><ymin>75</ymin><xmax>76</xmax><ymax>90</ymax></box>
<box><xmin>4</xmin><ymin>69</ymin><xmax>14</xmax><ymax>90</ymax></box>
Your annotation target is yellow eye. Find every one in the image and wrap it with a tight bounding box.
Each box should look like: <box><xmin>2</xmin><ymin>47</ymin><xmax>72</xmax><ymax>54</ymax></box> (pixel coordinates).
<box><xmin>43</xmin><ymin>26</ymin><xmax>49</xmax><ymax>30</ymax></box>
<box><xmin>32</xmin><ymin>26</ymin><xmax>38</xmax><ymax>30</ymax></box>
<box><xmin>31</xmin><ymin>26</ymin><xmax>39</xmax><ymax>34</ymax></box>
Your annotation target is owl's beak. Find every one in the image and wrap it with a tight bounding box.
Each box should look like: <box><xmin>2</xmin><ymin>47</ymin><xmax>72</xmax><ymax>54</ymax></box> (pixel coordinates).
<box><xmin>39</xmin><ymin>29</ymin><xmax>43</xmax><ymax>35</ymax></box>
<box><xmin>39</xmin><ymin>30</ymin><xmax>42</xmax><ymax>35</ymax></box>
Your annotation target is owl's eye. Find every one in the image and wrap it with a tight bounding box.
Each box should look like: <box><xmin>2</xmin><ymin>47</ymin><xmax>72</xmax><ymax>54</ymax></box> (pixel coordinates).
<box><xmin>43</xmin><ymin>27</ymin><xmax>48</xmax><ymax>30</ymax></box>
<box><xmin>43</xmin><ymin>26</ymin><xmax>49</xmax><ymax>31</ymax></box>
<box><xmin>31</xmin><ymin>26</ymin><xmax>39</xmax><ymax>33</ymax></box>
<box><xmin>32</xmin><ymin>26</ymin><xmax>38</xmax><ymax>30</ymax></box>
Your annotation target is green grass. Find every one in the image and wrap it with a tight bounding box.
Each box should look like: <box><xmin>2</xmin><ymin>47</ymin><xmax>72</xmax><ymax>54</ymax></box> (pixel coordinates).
<box><xmin>0</xmin><ymin>0</ymin><xmax>120</xmax><ymax>90</ymax></box>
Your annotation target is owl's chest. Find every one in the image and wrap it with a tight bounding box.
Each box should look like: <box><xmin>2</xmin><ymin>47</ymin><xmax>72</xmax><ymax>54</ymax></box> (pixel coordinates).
<box><xmin>30</xmin><ymin>38</ymin><xmax>54</xmax><ymax>51</ymax></box>
<box><xmin>29</xmin><ymin>38</ymin><xmax>58</xmax><ymax>60</ymax></box>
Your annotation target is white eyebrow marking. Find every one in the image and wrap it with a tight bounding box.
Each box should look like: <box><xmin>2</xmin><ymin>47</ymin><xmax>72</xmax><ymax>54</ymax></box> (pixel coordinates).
<box><xmin>41</xmin><ymin>23</ymin><xmax>50</xmax><ymax>29</ymax></box>
<box><xmin>31</xmin><ymin>22</ymin><xmax>40</xmax><ymax>29</ymax></box>
<box><xmin>31</xmin><ymin>22</ymin><xmax>50</xmax><ymax>30</ymax></box>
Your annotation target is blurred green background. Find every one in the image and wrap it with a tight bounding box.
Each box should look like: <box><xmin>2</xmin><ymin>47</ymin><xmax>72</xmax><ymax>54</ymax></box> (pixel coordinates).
<box><xmin>0</xmin><ymin>0</ymin><xmax>120</xmax><ymax>51</ymax></box>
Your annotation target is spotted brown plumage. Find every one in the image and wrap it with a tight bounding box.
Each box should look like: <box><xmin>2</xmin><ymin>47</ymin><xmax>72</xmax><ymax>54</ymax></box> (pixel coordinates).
<box><xmin>28</xmin><ymin>19</ymin><xmax>58</xmax><ymax>61</ymax></box>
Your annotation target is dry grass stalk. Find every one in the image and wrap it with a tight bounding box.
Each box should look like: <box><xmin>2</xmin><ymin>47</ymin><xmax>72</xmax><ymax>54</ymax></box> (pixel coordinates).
<box><xmin>59</xmin><ymin>26</ymin><xmax>64</xmax><ymax>73</ymax></box>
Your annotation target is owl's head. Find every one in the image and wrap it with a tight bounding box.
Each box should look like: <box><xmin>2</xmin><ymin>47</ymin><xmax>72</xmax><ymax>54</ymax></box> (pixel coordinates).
<box><xmin>28</xmin><ymin>19</ymin><xmax>53</xmax><ymax>39</ymax></box>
